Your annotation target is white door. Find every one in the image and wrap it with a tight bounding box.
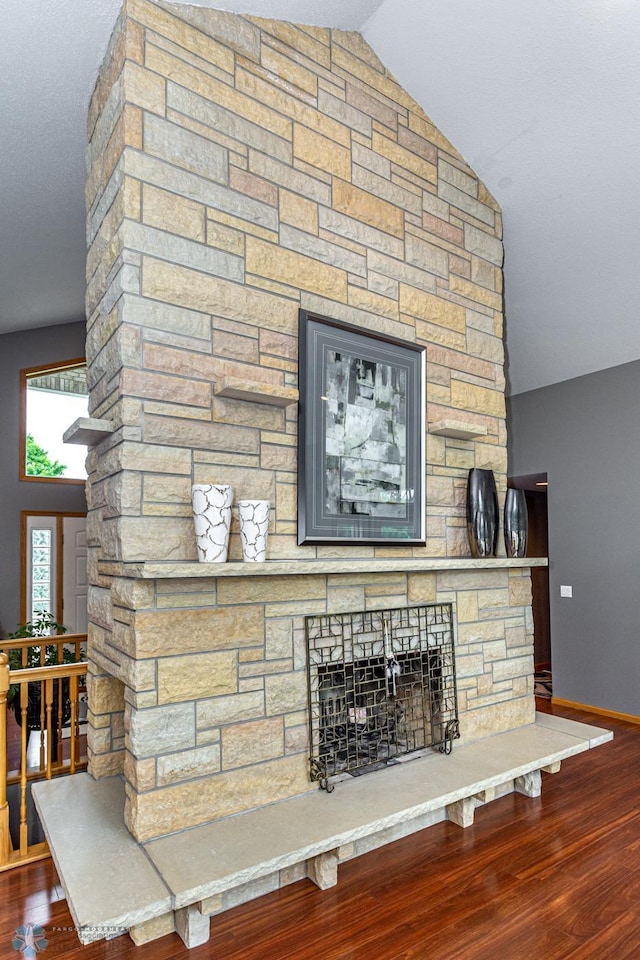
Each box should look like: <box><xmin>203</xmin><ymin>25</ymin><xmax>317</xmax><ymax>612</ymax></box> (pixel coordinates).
<box><xmin>62</xmin><ymin>517</ymin><xmax>88</xmax><ymax>634</ymax></box>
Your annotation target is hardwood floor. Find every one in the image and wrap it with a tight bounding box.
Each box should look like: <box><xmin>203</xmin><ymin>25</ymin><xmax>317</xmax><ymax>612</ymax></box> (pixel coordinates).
<box><xmin>2</xmin><ymin>701</ymin><xmax>639</xmax><ymax>959</ymax></box>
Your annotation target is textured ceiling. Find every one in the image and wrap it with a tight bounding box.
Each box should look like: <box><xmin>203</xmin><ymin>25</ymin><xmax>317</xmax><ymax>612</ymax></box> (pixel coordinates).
<box><xmin>1</xmin><ymin>0</ymin><xmax>639</xmax><ymax>395</ymax></box>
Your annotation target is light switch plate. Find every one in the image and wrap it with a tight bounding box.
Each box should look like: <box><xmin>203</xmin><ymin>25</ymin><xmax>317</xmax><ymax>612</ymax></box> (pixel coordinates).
<box><xmin>560</xmin><ymin>585</ymin><xmax>573</xmax><ymax>598</ymax></box>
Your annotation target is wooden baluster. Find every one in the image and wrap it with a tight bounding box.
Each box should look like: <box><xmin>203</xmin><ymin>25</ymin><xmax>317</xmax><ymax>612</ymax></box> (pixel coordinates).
<box><xmin>69</xmin><ymin>676</ymin><xmax>77</xmax><ymax>775</ymax></box>
<box><xmin>0</xmin><ymin>653</ymin><xmax>11</xmax><ymax>867</ymax></box>
<box><xmin>45</xmin><ymin>680</ymin><xmax>53</xmax><ymax>780</ymax></box>
<box><xmin>39</xmin><ymin>679</ymin><xmax>45</xmax><ymax>772</ymax></box>
<box><xmin>19</xmin><ymin>682</ymin><xmax>28</xmax><ymax>856</ymax></box>
<box><xmin>76</xmin><ymin>676</ymin><xmax>82</xmax><ymax>766</ymax></box>
<box><xmin>55</xmin><ymin>678</ymin><xmax>63</xmax><ymax>767</ymax></box>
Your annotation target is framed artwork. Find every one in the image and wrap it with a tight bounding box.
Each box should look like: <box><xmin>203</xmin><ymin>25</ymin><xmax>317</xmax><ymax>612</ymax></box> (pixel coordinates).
<box><xmin>297</xmin><ymin>310</ymin><xmax>426</xmax><ymax>545</ymax></box>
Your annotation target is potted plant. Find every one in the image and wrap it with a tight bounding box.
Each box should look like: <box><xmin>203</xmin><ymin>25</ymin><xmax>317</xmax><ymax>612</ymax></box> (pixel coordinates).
<box><xmin>5</xmin><ymin>611</ymin><xmax>75</xmax><ymax>732</ymax></box>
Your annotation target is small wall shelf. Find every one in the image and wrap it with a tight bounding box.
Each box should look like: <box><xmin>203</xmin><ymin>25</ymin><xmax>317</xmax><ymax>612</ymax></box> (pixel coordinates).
<box><xmin>63</xmin><ymin>417</ymin><xmax>114</xmax><ymax>446</ymax></box>
<box><xmin>214</xmin><ymin>377</ymin><xmax>298</xmax><ymax>407</ymax></box>
<box><xmin>428</xmin><ymin>419</ymin><xmax>488</xmax><ymax>441</ymax></box>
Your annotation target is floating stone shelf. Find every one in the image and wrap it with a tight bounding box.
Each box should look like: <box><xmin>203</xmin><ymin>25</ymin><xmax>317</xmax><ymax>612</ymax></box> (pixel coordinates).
<box><xmin>214</xmin><ymin>376</ymin><xmax>298</xmax><ymax>407</ymax></box>
<box><xmin>63</xmin><ymin>417</ymin><xmax>115</xmax><ymax>446</ymax></box>
<box><xmin>428</xmin><ymin>419</ymin><xmax>488</xmax><ymax>440</ymax></box>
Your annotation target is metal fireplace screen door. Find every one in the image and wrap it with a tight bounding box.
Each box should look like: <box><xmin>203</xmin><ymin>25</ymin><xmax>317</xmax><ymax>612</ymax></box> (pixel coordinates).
<box><xmin>306</xmin><ymin>603</ymin><xmax>459</xmax><ymax>791</ymax></box>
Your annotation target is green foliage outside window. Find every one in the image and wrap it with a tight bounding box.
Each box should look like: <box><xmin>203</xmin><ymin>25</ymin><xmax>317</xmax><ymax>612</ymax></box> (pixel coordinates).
<box><xmin>25</xmin><ymin>433</ymin><xmax>66</xmax><ymax>477</ymax></box>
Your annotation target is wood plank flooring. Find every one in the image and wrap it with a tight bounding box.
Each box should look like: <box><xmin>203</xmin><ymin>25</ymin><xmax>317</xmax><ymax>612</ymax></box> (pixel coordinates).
<box><xmin>2</xmin><ymin>701</ymin><xmax>638</xmax><ymax>959</ymax></box>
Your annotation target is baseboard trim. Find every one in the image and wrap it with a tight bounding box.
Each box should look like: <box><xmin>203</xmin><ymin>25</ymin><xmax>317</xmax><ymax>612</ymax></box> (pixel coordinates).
<box><xmin>552</xmin><ymin>696</ymin><xmax>640</xmax><ymax>725</ymax></box>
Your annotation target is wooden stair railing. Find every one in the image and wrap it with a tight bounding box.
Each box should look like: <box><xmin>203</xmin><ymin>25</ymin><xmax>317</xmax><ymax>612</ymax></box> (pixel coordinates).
<box><xmin>0</xmin><ymin>653</ymin><xmax>10</xmax><ymax>867</ymax></box>
<box><xmin>0</xmin><ymin>641</ymin><xmax>88</xmax><ymax>872</ymax></box>
<box><xmin>1</xmin><ymin>632</ymin><xmax>87</xmax><ymax>667</ymax></box>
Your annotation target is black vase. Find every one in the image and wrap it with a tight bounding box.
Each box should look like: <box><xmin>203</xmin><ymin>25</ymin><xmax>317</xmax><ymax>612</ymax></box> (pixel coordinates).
<box><xmin>504</xmin><ymin>488</ymin><xmax>528</xmax><ymax>558</ymax></box>
<box><xmin>466</xmin><ymin>468</ymin><xmax>499</xmax><ymax>558</ymax></box>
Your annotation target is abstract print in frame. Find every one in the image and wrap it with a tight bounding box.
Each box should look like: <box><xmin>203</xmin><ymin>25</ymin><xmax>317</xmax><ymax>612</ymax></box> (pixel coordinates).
<box><xmin>298</xmin><ymin>310</ymin><xmax>425</xmax><ymax>545</ymax></box>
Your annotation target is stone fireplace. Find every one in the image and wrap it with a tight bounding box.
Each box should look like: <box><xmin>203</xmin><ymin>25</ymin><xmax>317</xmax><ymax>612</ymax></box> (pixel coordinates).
<box><xmin>83</xmin><ymin>0</ymin><xmax>535</xmax><ymax>849</ymax></box>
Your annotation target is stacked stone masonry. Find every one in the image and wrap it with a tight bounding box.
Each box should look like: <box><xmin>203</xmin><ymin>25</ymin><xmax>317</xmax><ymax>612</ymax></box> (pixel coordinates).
<box><xmin>85</xmin><ymin>0</ymin><xmax>530</xmax><ymax>842</ymax></box>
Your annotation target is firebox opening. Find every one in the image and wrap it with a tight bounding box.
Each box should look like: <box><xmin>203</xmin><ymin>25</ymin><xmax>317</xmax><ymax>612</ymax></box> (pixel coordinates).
<box><xmin>306</xmin><ymin>604</ymin><xmax>459</xmax><ymax>791</ymax></box>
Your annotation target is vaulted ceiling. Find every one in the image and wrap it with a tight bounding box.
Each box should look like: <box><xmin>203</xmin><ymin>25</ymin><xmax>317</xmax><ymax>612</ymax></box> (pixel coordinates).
<box><xmin>2</xmin><ymin>0</ymin><xmax>639</xmax><ymax>395</ymax></box>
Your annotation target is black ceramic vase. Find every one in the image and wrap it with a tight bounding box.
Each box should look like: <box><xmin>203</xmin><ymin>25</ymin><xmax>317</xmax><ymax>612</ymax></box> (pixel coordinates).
<box><xmin>466</xmin><ymin>468</ymin><xmax>499</xmax><ymax>558</ymax></box>
<box><xmin>503</xmin><ymin>488</ymin><xmax>528</xmax><ymax>558</ymax></box>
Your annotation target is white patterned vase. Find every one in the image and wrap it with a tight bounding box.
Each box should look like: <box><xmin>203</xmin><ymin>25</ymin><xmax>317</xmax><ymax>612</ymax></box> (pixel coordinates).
<box><xmin>237</xmin><ymin>500</ymin><xmax>270</xmax><ymax>562</ymax></box>
<box><xmin>191</xmin><ymin>484</ymin><xmax>233</xmax><ymax>562</ymax></box>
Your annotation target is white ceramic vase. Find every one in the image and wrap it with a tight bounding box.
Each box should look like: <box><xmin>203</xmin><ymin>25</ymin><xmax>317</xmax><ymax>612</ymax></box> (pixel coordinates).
<box><xmin>237</xmin><ymin>500</ymin><xmax>270</xmax><ymax>562</ymax></box>
<box><xmin>191</xmin><ymin>484</ymin><xmax>233</xmax><ymax>562</ymax></box>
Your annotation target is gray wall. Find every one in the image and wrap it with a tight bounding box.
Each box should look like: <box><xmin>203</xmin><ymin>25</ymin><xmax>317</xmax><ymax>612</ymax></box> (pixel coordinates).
<box><xmin>0</xmin><ymin>322</ymin><xmax>87</xmax><ymax>636</ymax></box>
<box><xmin>508</xmin><ymin>360</ymin><xmax>640</xmax><ymax>715</ymax></box>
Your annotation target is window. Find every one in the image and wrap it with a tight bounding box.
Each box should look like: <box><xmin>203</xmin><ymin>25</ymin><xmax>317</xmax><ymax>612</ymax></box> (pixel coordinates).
<box><xmin>30</xmin><ymin>526</ymin><xmax>54</xmax><ymax>620</ymax></box>
<box><xmin>20</xmin><ymin>358</ymin><xmax>88</xmax><ymax>483</ymax></box>
<box><xmin>22</xmin><ymin>512</ymin><xmax>87</xmax><ymax>632</ymax></box>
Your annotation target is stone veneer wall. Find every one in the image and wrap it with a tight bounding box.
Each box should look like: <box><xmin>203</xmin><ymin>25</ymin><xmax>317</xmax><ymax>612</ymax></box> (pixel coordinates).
<box><xmin>85</xmin><ymin>0</ymin><xmax>533</xmax><ymax>842</ymax></box>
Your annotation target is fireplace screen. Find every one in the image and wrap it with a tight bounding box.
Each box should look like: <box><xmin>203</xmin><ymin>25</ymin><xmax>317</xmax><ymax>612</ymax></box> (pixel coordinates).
<box><xmin>306</xmin><ymin>604</ymin><xmax>459</xmax><ymax>790</ymax></box>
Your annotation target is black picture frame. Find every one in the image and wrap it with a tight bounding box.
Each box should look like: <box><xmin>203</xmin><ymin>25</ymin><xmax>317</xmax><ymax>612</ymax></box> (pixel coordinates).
<box><xmin>297</xmin><ymin>310</ymin><xmax>426</xmax><ymax>545</ymax></box>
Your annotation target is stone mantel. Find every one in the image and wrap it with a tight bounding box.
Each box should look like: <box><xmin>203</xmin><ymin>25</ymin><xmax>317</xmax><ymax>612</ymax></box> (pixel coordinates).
<box><xmin>120</xmin><ymin>557</ymin><xmax>548</xmax><ymax>580</ymax></box>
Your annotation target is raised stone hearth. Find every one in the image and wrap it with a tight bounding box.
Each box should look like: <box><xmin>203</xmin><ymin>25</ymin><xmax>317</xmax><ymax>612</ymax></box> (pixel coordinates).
<box><xmin>34</xmin><ymin>714</ymin><xmax>613</xmax><ymax>947</ymax></box>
